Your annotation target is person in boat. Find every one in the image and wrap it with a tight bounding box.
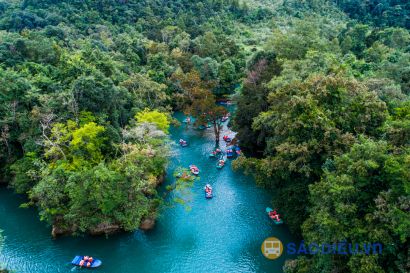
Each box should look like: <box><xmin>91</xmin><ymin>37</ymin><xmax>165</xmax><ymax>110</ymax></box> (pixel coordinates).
<box><xmin>269</xmin><ymin>209</ymin><xmax>278</xmax><ymax>216</ymax></box>
<box><xmin>79</xmin><ymin>260</ymin><xmax>85</xmax><ymax>267</ymax></box>
<box><xmin>216</xmin><ymin>148</ymin><xmax>221</xmax><ymax>153</ymax></box>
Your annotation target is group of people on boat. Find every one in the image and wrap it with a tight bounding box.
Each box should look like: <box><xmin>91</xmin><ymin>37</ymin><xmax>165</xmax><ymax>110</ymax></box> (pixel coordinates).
<box><xmin>204</xmin><ymin>184</ymin><xmax>213</xmax><ymax>198</ymax></box>
<box><xmin>217</xmin><ymin>159</ymin><xmax>225</xmax><ymax>168</ymax></box>
<box><xmin>189</xmin><ymin>165</ymin><xmax>200</xmax><ymax>175</ymax></box>
<box><xmin>179</xmin><ymin>139</ymin><xmax>188</xmax><ymax>147</ymax></box>
<box><xmin>210</xmin><ymin>148</ymin><xmax>222</xmax><ymax>157</ymax></box>
<box><xmin>268</xmin><ymin>209</ymin><xmax>282</xmax><ymax>223</ymax></box>
<box><xmin>79</xmin><ymin>256</ymin><xmax>94</xmax><ymax>268</ymax></box>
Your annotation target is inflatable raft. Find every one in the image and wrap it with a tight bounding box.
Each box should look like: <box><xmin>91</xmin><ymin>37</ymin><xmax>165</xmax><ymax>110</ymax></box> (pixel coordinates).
<box><xmin>216</xmin><ymin>158</ymin><xmax>226</xmax><ymax>169</ymax></box>
<box><xmin>189</xmin><ymin>165</ymin><xmax>200</xmax><ymax>175</ymax></box>
<box><xmin>226</xmin><ymin>149</ymin><xmax>234</xmax><ymax>158</ymax></box>
<box><xmin>266</xmin><ymin>207</ymin><xmax>283</xmax><ymax>225</ymax></box>
<box><xmin>204</xmin><ymin>184</ymin><xmax>213</xmax><ymax>199</ymax></box>
<box><xmin>209</xmin><ymin>148</ymin><xmax>222</xmax><ymax>157</ymax></box>
<box><xmin>223</xmin><ymin>136</ymin><xmax>232</xmax><ymax>143</ymax></box>
<box><xmin>71</xmin><ymin>256</ymin><xmax>102</xmax><ymax>268</ymax></box>
<box><xmin>179</xmin><ymin>139</ymin><xmax>188</xmax><ymax>147</ymax></box>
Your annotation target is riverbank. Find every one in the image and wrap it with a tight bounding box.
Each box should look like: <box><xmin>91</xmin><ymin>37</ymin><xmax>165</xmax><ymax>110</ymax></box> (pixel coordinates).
<box><xmin>0</xmin><ymin>112</ymin><xmax>295</xmax><ymax>273</ymax></box>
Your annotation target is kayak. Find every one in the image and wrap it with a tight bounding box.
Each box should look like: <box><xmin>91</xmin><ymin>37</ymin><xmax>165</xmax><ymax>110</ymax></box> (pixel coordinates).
<box><xmin>71</xmin><ymin>256</ymin><xmax>102</xmax><ymax>268</ymax></box>
<box><xmin>266</xmin><ymin>207</ymin><xmax>283</xmax><ymax>225</ymax></box>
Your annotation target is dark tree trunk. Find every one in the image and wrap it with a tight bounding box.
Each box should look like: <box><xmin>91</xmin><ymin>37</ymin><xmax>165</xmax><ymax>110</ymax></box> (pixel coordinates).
<box><xmin>213</xmin><ymin>121</ymin><xmax>220</xmax><ymax>147</ymax></box>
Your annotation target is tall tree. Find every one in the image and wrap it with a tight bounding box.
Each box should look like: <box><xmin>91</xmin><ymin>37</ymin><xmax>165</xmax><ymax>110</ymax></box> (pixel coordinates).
<box><xmin>172</xmin><ymin>69</ymin><xmax>227</xmax><ymax>146</ymax></box>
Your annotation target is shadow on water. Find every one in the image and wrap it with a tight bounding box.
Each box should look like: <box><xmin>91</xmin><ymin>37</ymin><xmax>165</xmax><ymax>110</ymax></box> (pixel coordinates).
<box><xmin>0</xmin><ymin>111</ymin><xmax>296</xmax><ymax>273</ymax></box>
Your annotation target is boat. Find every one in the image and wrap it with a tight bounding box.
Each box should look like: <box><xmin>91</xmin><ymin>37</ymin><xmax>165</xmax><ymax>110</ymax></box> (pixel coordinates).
<box><xmin>223</xmin><ymin>135</ymin><xmax>232</xmax><ymax>143</ymax></box>
<box><xmin>226</xmin><ymin>149</ymin><xmax>234</xmax><ymax>158</ymax></box>
<box><xmin>71</xmin><ymin>256</ymin><xmax>102</xmax><ymax>268</ymax></box>
<box><xmin>209</xmin><ymin>148</ymin><xmax>222</xmax><ymax>157</ymax></box>
<box><xmin>216</xmin><ymin>159</ymin><xmax>225</xmax><ymax>169</ymax></box>
<box><xmin>204</xmin><ymin>184</ymin><xmax>213</xmax><ymax>199</ymax></box>
<box><xmin>266</xmin><ymin>207</ymin><xmax>283</xmax><ymax>225</ymax></box>
<box><xmin>189</xmin><ymin>165</ymin><xmax>200</xmax><ymax>175</ymax></box>
<box><xmin>179</xmin><ymin>139</ymin><xmax>188</xmax><ymax>147</ymax></box>
<box><xmin>221</xmin><ymin>116</ymin><xmax>229</xmax><ymax>122</ymax></box>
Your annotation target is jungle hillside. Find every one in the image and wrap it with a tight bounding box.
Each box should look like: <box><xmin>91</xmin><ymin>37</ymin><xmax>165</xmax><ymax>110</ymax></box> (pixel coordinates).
<box><xmin>0</xmin><ymin>1</ymin><xmax>409</xmax><ymax>273</ymax></box>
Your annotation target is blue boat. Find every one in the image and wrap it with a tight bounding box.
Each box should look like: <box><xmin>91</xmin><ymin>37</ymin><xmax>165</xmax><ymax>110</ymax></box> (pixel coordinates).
<box><xmin>71</xmin><ymin>256</ymin><xmax>102</xmax><ymax>268</ymax></box>
<box><xmin>226</xmin><ymin>149</ymin><xmax>234</xmax><ymax>158</ymax></box>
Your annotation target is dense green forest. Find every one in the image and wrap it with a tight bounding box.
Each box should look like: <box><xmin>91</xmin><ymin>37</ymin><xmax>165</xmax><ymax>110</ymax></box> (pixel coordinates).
<box><xmin>0</xmin><ymin>0</ymin><xmax>408</xmax><ymax>272</ymax></box>
<box><xmin>232</xmin><ymin>1</ymin><xmax>409</xmax><ymax>272</ymax></box>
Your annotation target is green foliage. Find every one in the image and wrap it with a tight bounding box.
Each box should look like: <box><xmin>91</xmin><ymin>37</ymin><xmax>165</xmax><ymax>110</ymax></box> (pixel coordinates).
<box><xmin>0</xmin><ymin>0</ymin><xmax>250</xmax><ymax>235</ymax></box>
<box><xmin>29</xmin><ymin>117</ymin><xmax>168</xmax><ymax>234</ymax></box>
<box><xmin>0</xmin><ymin>1</ymin><xmax>408</xmax><ymax>272</ymax></box>
<box><xmin>168</xmin><ymin>167</ymin><xmax>198</xmax><ymax>211</ymax></box>
<box><xmin>299</xmin><ymin>138</ymin><xmax>409</xmax><ymax>273</ymax></box>
<box><xmin>135</xmin><ymin>109</ymin><xmax>170</xmax><ymax>133</ymax></box>
<box><xmin>233</xmin><ymin>3</ymin><xmax>410</xmax><ymax>272</ymax></box>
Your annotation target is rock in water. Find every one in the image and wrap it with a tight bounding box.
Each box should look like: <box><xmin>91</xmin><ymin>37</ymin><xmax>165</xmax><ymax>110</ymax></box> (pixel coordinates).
<box><xmin>140</xmin><ymin>218</ymin><xmax>155</xmax><ymax>230</ymax></box>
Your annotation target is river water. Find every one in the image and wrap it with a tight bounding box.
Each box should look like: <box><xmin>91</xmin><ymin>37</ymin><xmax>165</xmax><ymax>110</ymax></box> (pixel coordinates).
<box><xmin>0</xmin><ymin>112</ymin><xmax>295</xmax><ymax>273</ymax></box>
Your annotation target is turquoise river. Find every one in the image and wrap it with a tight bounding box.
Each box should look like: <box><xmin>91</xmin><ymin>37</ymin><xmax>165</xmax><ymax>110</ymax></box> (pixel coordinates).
<box><xmin>0</xmin><ymin>112</ymin><xmax>295</xmax><ymax>273</ymax></box>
